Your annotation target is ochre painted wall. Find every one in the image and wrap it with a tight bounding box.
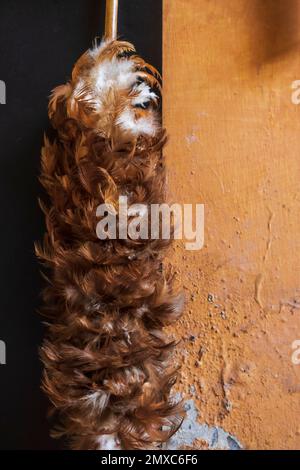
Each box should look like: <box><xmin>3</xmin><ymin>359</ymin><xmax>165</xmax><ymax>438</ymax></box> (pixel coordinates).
<box><xmin>164</xmin><ymin>0</ymin><xmax>300</xmax><ymax>449</ymax></box>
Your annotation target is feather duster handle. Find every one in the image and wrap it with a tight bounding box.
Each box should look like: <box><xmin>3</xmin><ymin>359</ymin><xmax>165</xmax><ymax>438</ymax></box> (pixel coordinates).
<box><xmin>36</xmin><ymin>38</ymin><xmax>184</xmax><ymax>450</ymax></box>
<box><xmin>105</xmin><ymin>0</ymin><xmax>118</xmax><ymax>41</ymax></box>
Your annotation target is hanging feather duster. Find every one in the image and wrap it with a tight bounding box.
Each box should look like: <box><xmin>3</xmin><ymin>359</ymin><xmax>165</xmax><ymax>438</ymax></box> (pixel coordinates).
<box><xmin>36</xmin><ymin>0</ymin><xmax>184</xmax><ymax>450</ymax></box>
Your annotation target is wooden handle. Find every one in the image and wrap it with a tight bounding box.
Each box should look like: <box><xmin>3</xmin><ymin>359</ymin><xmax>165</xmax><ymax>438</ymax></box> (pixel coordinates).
<box><xmin>105</xmin><ymin>0</ymin><xmax>119</xmax><ymax>40</ymax></box>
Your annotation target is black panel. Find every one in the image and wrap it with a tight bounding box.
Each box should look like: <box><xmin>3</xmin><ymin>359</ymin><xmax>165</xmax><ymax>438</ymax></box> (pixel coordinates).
<box><xmin>0</xmin><ymin>0</ymin><xmax>162</xmax><ymax>450</ymax></box>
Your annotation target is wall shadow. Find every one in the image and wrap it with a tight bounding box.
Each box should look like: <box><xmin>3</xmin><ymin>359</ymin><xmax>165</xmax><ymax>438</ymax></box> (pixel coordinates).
<box><xmin>251</xmin><ymin>0</ymin><xmax>300</xmax><ymax>65</ymax></box>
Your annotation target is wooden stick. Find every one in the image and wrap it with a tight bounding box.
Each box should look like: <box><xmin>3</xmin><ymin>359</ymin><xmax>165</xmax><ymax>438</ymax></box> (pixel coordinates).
<box><xmin>105</xmin><ymin>0</ymin><xmax>119</xmax><ymax>40</ymax></box>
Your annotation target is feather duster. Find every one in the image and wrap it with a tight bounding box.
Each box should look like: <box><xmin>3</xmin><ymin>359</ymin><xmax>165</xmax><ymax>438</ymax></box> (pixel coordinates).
<box><xmin>36</xmin><ymin>0</ymin><xmax>184</xmax><ymax>450</ymax></box>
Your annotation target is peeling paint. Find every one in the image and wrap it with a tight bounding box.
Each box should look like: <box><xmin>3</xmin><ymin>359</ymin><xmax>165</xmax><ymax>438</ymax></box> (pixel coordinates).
<box><xmin>254</xmin><ymin>273</ymin><xmax>264</xmax><ymax>309</ymax></box>
<box><xmin>263</xmin><ymin>207</ymin><xmax>274</xmax><ymax>263</ymax></box>
<box><xmin>280</xmin><ymin>299</ymin><xmax>300</xmax><ymax>311</ymax></box>
<box><xmin>165</xmin><ymin>399</ymin><xmax>242</xmax><ymax>450</ymax></box>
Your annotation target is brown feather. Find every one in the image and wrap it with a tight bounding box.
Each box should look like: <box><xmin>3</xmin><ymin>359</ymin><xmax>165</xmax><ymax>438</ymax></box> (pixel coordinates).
<box><xmin>36</xmin><ymin>39</ymin><xmax>184</xmax><ymax>450</ymax></box>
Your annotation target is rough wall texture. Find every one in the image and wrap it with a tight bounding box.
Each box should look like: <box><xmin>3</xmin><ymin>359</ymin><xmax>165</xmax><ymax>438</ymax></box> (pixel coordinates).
<box><xmin>163</xmin><ymin>0</ymin><xmax>300</xmax><ymax>449</ymax></box>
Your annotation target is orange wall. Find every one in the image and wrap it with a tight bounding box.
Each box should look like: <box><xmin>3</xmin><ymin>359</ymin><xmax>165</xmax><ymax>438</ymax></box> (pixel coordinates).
<box><xmin>164</xmin><ymin>0</ymin><xmax>300</xmax><ymax>449</ymax></box>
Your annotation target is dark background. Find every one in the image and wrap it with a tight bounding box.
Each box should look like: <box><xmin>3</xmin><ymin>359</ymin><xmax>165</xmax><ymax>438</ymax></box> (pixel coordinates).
<box><xmin>0</xmin><ymin>0</ymin><xmax>162</xmax><ymax>450</ymax></box>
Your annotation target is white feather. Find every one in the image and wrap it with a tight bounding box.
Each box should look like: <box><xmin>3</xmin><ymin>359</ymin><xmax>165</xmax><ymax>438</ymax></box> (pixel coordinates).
<box><xmin>89</xmin><ymin>38</ymin><xmax>112</xmax><ymax>59</ymax></box>
<box><xmin>131</xmin><ymin>82</ymin><xmax>157</xmax><ymax>106</ymax></box>
<box><xmin>81</xmin><ymin>391</ymin><xmax>109</xmax><ymax>412</ymax></box>
<box><xmin>117</xmin><ymin>107</ymin><xmax>158</xmax><ymax>137</ymax></box>
<box><xmin>96</xmin><ymin>434</ymin><xmax>121</xmax><ymax>450</ymax></box>
<box><xmin>91</xmin><ymin>58</ymin><xmax>137</xmax><ymax>94</ymax></box>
